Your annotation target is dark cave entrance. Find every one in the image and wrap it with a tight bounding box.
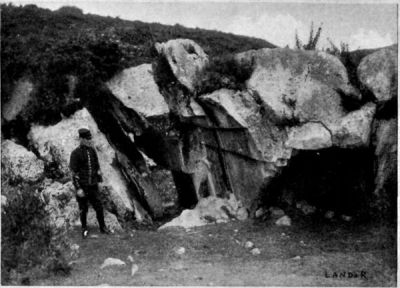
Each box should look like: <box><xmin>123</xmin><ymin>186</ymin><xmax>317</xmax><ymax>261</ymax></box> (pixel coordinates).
<box><xmin>262</xmin><ymin>147</ymin><xmax>376</xmax><ymax>217</ymax></box>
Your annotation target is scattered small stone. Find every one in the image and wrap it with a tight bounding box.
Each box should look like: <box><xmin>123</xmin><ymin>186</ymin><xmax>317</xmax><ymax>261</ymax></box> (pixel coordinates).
<box><xmin>236</xmin><ymin>207</ymin><xmax>248</xmax><ymax>220</ymax></box>
<box><xmin>341</xmin><ymin>215</ymin><xmax>352</xmax><ymax>222</ymax></box>
<box><xmin>234</xmin><ymin>229</ymin><xmax>238</xmax><ymax>233</ymax></box>
<box><xmin>292</xmin><ymin>256</ymin><xmax>301</xmax><ymax>260</ymax></box>
<box><xmin>127</xmin><ymin>255</ymin><xmax>134</xmax><ymax>263</ymax></box>
<box><xmin>1</xmin><ymin>195</ymin><xmax>7</xmax><ymax>207</ymax></box>
<box><xmin>131</xmin><ymin>264</ymin><xmax>139</xmax><ymax>277</ymax></box>
<box><xmin>100</xmin><ymin>258</ymin><xmax>126</xmax><ymax>269</ymax></box>
<box><xmin>324</xmin><ymin>210</ymin><xmax>335</xmax><ymax>219</ymax></box>
<box><xmin>90</xmin><ymin>234</ymin><xmax>99</xmax><ymax>239</ymax></box>
<box><xmin>244</xmin><ymin>241</ymin><xmax>254</xmax><ymax>249</ymax></box>
<box><xmin>275</xmin><ymin>215</ymin><xmax>291</xmax><ymax>226</ymax></box>
<box><xmin>208</xmin><ymin>234</ymin><xmax>213</xmax><ymax>237</ymax></box>
<box><xmin>296</xmin><ymin>201</ymin><xmax>316</xmax><ymax>215</ymax></box>
<box><xmin>300</xmin><ymin>240</ymin><xmax>306</xmax><ymax>246</ymax></box>
<box><xmin>162</xmin><ymin>201</ymin><xmax>175</xmax><ymax>208</ymax></box>
<box><xmin>270</xmin><ymin>207</ymin><xmax>285</xmax><ymax>217</ymax></box>
<box><xmin>281</xmin><ymin>233</ymin><xmax>286</xmax><ymax>236</ymax></box>
<box><xmin>255</xmin><ymin>207</ymin><xmax>266</xmax><ymax>218</ymax></box>
<box><xmin>250</xmin><ymin>248</ymin><xmax>261</xmax><ymax>255</ymax></box>
<box><xmin>173</xmin><ymin>261</ymin><xmax>185</xmax><ymax>270</ymax></box>
<box><xmin>71</xmin><ymin>243</ymin><xmax>80</xmax><ymax>251</ymax></box>
<box><xmin>175</xmin><ymin>247</ymin><xmax>186</xmax><ymax>255</ymax></box>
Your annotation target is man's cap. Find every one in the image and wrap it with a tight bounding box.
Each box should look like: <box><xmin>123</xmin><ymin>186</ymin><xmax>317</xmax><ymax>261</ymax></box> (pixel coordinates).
<box><xmin>78</xmin><ymin>128</ymin><xmax>92</xmax><ymax>140</ymax></box>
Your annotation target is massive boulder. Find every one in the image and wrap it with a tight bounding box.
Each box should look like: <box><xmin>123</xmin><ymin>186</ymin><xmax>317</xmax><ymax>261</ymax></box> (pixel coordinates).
<box><xmin>357</xmin><ymin>45</ymin><xmax>397</xmax><ymax>102</ymax></box>
<box><xmin>1</xmin><ymin>139</ymin><xmax>44</xmax><ymax>183</ymax></box>
<box><xmin>27</xmin><ymin>108</ymin><xmax>150</xmax><ymax>222</ymax></box>
<box><xmin>238</xmin><ymin>48</ymin><xmax>356</xmax><ymax>124</ymax></box>
<box><xmin>106</xmin><ymin>64</ymin><xmax>170</xmax><ymax>118</ymax></box>
<box><xmin>155</xmin><ymin>38</ymin><xmax>208</xmax><ymax>92</ymax></box>
<box><xmin>2</xmin><ymin>78</ymin><xmax>34</xmax><ymax>122</ymax></box>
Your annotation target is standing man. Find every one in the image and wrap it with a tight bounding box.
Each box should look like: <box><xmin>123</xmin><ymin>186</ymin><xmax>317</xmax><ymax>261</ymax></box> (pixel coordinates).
<box><xmin>69</xmin><ymin>128</ymin><xmax>110</xmax><ymax>238</ymax></box>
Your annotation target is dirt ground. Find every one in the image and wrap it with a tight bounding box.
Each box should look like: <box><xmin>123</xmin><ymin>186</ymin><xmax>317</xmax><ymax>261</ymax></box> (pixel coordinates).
<box><xmin>33</xmin><ymin>215</ymin><xmax>396</xmax><ymax>286</ymax></box>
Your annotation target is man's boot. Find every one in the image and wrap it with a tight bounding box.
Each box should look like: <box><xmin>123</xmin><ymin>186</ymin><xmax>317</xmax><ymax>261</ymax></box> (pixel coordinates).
<box><xmin>100</xmin><ymin>226</ymin><xmax>111</xmax><ymax>234</ymax></box>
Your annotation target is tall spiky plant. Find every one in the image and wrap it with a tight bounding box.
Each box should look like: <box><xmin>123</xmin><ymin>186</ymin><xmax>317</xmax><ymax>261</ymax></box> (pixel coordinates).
<box><xmin>294</xmin><ymin>22</ymin><xmax>323</xmax><ymax>50</ymax></box>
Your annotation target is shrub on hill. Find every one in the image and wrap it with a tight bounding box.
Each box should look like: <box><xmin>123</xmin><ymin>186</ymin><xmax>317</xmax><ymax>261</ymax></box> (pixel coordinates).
<box><xmin>193</xmin><ymin>55</ymin><xmax>254</xmax><ymax>96</ymax></box>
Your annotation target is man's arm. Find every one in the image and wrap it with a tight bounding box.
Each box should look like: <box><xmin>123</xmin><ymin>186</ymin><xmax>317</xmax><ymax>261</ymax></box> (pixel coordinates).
<box><xmin>69</xmin><ymin>149</ymin><xmax>81</xmax><ymax>190</ymax></box>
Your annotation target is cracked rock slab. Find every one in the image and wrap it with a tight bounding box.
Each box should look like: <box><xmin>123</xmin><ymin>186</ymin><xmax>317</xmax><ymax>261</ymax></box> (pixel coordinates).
<box><xmin>106</xmin><ymin>64</ymin><xmax>170</xmax><ymax>118</ymax></box>
<box><xmin>285</xmin><ymin>122</ymin><xmax>333</xmax><ymax>150</ymax></box>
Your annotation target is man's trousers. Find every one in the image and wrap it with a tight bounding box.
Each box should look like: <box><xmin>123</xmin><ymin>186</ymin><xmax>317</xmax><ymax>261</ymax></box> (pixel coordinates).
<box><xmin>76</xmin><ymin>184</ymin><xmax>106</xmax><ymax>230</ymax></box>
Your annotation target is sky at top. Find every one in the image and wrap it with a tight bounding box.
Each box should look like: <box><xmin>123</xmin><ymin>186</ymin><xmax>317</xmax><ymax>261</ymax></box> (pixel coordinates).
<box><xmin>6</xmin><ymin>0</ymin><xmax>398</xmax><ymax>51</ymax></box>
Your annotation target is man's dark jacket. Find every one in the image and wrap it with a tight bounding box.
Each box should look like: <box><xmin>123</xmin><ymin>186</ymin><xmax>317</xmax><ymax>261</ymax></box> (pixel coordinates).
<box><xmin>69</xmin><ymin>145</ymin><xmax>101</xmax><ymax>189</ymax></box>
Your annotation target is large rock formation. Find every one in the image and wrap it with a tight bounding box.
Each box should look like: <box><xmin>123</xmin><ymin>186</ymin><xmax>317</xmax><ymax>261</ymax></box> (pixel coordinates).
<box><xmin>155</xmin><ymin>38</ymin><xmax>208</xmax><ymax>92</ymax></box>
<box><xmin>358</xmin><ymin>45</ymin><xmax>397</xmax><ymax>103</ymax></box>
<box><xmin>1</xmin><ymin>139</ymin><xmax>44</xmax><ymax>183</ymax></box>
<box><xmin>27</xmin><ymin>108</ymin><xmax>150</xmax><ymax>222</ymax></box>
<box><xmin>3</xmin><ymin>39</ymin><xmax>396</xmax><ymax>227</ymax></box>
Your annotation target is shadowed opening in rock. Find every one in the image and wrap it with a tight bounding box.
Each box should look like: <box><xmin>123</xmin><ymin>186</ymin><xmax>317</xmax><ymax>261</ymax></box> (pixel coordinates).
<box><xmin>260</xmin><ymin>147</ymin><xmax>375</xmax><ymax>218</ymax></box>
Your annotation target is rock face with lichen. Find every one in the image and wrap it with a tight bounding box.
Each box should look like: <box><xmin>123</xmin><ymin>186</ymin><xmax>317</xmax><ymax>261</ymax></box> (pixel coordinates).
<box><xmin>155</xmin><ymin>38</ymin><xmax>209</xmax><ymax>92</ymax></box>
<box><xmin>1</xmin><ymin>139</ymin><xmax>45</xmax><ymax>183</ymax></box>
<box><xmin>357</xmin><ymin>44</ymin><xmax>397</xmax><ymax>103</ymax></box>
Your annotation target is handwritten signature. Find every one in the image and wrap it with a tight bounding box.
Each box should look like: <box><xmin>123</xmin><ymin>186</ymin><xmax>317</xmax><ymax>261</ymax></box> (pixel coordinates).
<box><xmin>324</xmin><ymin>270</ymin><xmax>368</xmax><ymax>280</ymax></box>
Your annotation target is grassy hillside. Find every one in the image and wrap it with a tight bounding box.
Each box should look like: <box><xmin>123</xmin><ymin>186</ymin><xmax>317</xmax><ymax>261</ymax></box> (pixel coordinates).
<box><xmin>1</xmin><ymin>4</ymin><xmax>275</xmax><ymax>112</ymax></box>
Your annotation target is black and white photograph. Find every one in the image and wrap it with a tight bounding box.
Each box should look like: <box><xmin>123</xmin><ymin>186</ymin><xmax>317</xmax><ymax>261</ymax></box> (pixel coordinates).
<box><xmin>1</xmin><ymin>0</ymin><xmax>398</xmax><ymax>286</ymax></box>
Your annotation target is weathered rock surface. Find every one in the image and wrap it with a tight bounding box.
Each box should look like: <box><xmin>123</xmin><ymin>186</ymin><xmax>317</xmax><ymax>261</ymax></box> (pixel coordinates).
<box><xmin>285</xmin><ymin>122</ymin><xmax>332</xmax><ymax>150</ymax></box>
<box><xmin>331</xmin><ymin>103</ymin><xmax>376</xmax><ymax>148</ymax></box>
<box><xmin>41</xmin><ymin>180</ymin><xmax>79</xmax><ymax>230</ymax></box>
<box><xmin>40</xmin><ymin>180</ymin><xmax>123</xmax><ymax>231</ymax></box>
<box><xmin>372</xmin><ymin>118</ymin><xmax>397</xmax><ymax>206</ymax></box>
<box><xmin>1</xmin><ymin>139</ymin><xmax>44</xmax><ymax>182</ymax></box>
<box><xmin>239</xmin><ymin>48</ymin><xmax>353</xmax><ymax>123</ymax></box>
<box><xmin>199</xmin><ymin>88</ymin><xmax>291</xmax><ymax>209</ymax></box>
<box><xmin>27</xmin><ymin>108</ymin><xmax>149</xmax><ymax>221</ymax></box>
<box><xmin>358</xmin><ymin>45</ymin><xmax>397</xmax><ymax>102</ymax></box>
<box><xmin>106</xmin><ymin>64</ymin><xmax>170</xmax><ymax>118</ymax></box>
<box><xmin>2</xmin><ymin>78</ymin><xmax>34</xmax><ymax>122</ymax></box>
<box><xmin>155</xmin><ymin>38</ymin><xmax>208</xmax><ymax>92</ymax></box>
